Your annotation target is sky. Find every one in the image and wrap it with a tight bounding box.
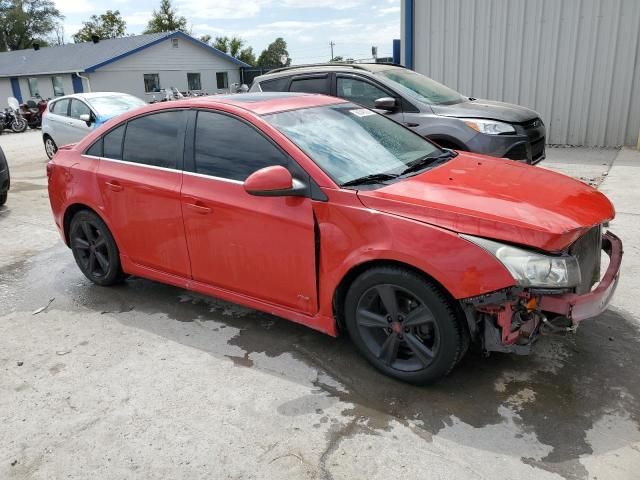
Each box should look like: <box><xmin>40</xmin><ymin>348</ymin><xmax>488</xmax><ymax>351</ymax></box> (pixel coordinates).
<box><xmin>53</xmin><ymin>0</ymin><xmax>401</xmax><ymax>64</ymax></box>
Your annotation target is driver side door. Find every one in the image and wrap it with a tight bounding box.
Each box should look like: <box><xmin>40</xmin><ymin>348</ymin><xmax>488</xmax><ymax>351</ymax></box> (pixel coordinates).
<box><xmin>180</xmin><ymin>110</ymin><xmax>318</xmax><ymax>314</ymax></box>
<box><xmin>335</xmin><ymin>74</ymin><xmax>404</xmax><ymax>122</ymax></box>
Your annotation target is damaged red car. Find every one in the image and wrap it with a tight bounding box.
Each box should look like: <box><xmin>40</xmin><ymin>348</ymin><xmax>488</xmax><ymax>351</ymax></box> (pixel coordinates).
<box><xmin>47</xmin><ymin>93</ymin><xmax>622</xmax><ymax>384</ymax></box>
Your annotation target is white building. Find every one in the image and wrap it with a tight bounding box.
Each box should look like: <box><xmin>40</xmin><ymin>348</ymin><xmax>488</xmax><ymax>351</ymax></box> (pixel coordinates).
<box><xmin>0</xmin><ymin>31</ymin><xmax>249</xmax><ymax>105</ymax></box>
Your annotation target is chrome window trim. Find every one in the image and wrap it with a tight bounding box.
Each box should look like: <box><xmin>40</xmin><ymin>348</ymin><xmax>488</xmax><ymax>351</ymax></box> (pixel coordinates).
<box><xmin>83</xmin><ymin>155</ymin><xmax>243</xmax><ymax>184</ymax></box>
<box><xmin>183</xmin><ymin>170</ymin><xmax>243</xmax><ymax>185</ymax></box>
<box><xmin>98</xmin><ymin>156</ymin><xmax>180</xmax><ymax>174</ymax></box>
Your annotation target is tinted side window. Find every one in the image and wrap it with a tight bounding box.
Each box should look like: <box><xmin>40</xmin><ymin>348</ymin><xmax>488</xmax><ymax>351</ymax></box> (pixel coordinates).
<box><xmin>194</xmin><ymin>111</ymin><xmax>288</xmax><ymax>181</ymax></box>
<box><xmin>86</xmin><ymin>138</ymin><xmax>103</xmax><ymax>157</ymax></box>
<box><xmin>70</xmin><ymin>99</ymin><xmax>91</xmax><ymax>120</ymax></box>
<box><xmin>50</xmin><ymin>99</ymin><xmax>70</xmax><ymax>116</ymax></box>
<box><xmin>103</xmin><ymin>125</ymin><xmax>125</xmax><ymax>160</ymax></box>
<box><xmin>336</xmin><ymin>77</ymin><xmax>389</xmax><ymax>108</ymax></box>
<box><xmin>259</xmin><ymin>77</ymin><xmax>290</xmax><ymax>92</ymax></box>
<box><xmin>123</xmin><ymin>111</ymin><xmax>182</xmax><ymax>169</ymax></box>
<box><xmin>289</xmin><ymin>76</ymin><xmax>329</xmax><ymax>94</ymax></box>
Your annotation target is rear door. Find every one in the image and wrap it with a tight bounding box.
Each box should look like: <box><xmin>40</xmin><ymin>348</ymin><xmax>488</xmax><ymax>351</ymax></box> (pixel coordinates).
<box><xmin>96</xmin><ymin>110</ymin><xmax>191</xmax><ymax>277</ymax></box>
<box><xmin>180</xmin><ymin>110</ymin><xmax>318</xmax><ymax>314</ymax></box>
<box><xmin>68</xmin><ymin>99</ymin><xmax>95</xmax><ymax>143</ymax></box>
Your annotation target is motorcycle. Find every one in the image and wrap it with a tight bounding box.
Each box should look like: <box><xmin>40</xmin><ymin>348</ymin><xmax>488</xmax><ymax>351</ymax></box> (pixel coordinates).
<box><xmin>1</xmin><ymin>98</ymin><xmax>28</xmax><ymax>133</ymax></box>
<box><xmin>18</xmin><ymin>96</ymin><xmax>48</xmax><ymax>129</ymax></box>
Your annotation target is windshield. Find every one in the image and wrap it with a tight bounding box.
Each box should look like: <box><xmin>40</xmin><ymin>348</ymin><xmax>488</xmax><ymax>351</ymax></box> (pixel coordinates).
<box><xmin>86</xmin><ymin>95</ymin><xmax>146</xmax><ymax>118</ymax></box>
<box><xmin>378</xmin><ymin>69</ymin><xmax>465</xmax><ymax>105</ymax></box>
<box><xmin>264</xmin><ymin>103</ymin><xmax>442</xmax><ymax>186</ymax></box>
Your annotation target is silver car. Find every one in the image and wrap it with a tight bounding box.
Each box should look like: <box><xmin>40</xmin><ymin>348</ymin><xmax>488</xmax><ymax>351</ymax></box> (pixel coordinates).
<box><xmin>42</xmin><ymin>92</ymin><xmax>146</xmax><ymax>159</ymax></box>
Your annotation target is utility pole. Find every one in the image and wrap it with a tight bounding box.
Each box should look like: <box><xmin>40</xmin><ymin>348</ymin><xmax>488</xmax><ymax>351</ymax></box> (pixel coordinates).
<box><xmin>330</xmin><ymin>41</ymin><xmax>335</xmax><ymax>61</ymax></box>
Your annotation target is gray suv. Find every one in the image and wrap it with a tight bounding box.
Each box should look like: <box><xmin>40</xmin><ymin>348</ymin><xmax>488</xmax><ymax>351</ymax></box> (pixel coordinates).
<box><xmin>250</xmin><ymin>64</ymin><xmax>545</xmax><ymax>164</ymax></box>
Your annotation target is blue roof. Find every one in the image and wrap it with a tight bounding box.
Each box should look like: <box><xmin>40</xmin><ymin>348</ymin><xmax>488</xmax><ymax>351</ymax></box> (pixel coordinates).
<box><xmin>0</xmin><ymin>31</ymin><xmax>250</xmax><ymax>77</ymax></box>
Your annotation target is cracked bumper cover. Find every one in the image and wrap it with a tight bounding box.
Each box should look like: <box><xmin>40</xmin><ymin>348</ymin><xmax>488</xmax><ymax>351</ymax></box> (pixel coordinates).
<box><xmin>540</xmin><ymin>231</ymin><xmax>623</xmax><ymax>323</ymax></box>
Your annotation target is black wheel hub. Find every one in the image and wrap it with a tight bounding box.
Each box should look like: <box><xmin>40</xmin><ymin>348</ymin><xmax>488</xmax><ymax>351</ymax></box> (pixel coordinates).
<box><xmin>356</xmin><ymin>284</ymin><xmax>440</xmax><ymax>372</ymax></box>
<box><xmin>72</xmin><ymin>220</ymin><xmax>110</xmax><ymax>278</ymax></box>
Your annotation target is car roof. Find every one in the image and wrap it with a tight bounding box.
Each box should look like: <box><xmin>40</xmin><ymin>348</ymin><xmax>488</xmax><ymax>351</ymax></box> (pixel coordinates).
<box><xmin>187</xmin><ymin>92</ymin><xmax>348</xmax><ymax>115</ymax></box>
<box><xmin>253</xmin><ymin>63</ymin><xmax>404</xmax><ymax>83</ymax></box>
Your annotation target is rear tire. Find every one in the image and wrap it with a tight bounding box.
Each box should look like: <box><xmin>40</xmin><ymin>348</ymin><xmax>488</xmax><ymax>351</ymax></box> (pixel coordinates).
<box><xmin>344</xmin><ymin>266</ymin><xmax>465</xmax><ymax>385</ymax></box>
<box><xmin>69</xmin><ymin>210</ymin><xmax>126</xmax><ymax>286</ymax></box>
<box><xmin>0</xmin><ymin>192</ymin><xmax>6</xmax><ymax>206</ymax></box>
<box><xmin>44</xmin><ymin>136</ymin><xmax>57</xmax><ymax>159</ymax></box>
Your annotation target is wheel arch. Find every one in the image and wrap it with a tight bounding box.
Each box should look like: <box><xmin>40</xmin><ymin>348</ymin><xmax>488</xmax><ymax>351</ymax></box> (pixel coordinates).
<box><xmin>331</xmin><ymin>259</ymin><xmax>467</xmax><ymax>334</ymax></box>
<box><xmin>62</xmin><ymin>203</ymin><xmax>112</xmax><ymax>247</ymax></box>
<box><xmin>427</xmin><ymin>134</ymin><xmax>467</xmax><ymax>151</ymax></box>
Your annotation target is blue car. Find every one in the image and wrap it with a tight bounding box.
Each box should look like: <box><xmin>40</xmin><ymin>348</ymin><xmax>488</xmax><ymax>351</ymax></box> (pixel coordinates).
<box><xmin>42</xmin><ymin>92</ymin><xmax>146</xmax><ymax>159</ymax></box>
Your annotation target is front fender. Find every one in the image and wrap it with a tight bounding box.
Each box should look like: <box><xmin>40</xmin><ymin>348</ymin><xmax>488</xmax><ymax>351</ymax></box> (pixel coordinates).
<box><xmin>314</xmin><ymin>191</ymin><xmax>516</xmax><ymax>319</ymax></box>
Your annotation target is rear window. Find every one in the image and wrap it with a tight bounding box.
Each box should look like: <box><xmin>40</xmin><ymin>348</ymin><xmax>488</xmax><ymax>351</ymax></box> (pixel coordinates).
<box><xmin>50</xmin><ymin>99</ymin><xmax>69</xmax><ymax>116</ymax></box>
<box><xmin>259</xmin><ymin>77</ymin><xmax>290</xmax><ymax>92</ymax></box>
<box><xmin>103</xmin><ymin>125</ymin><xmax>125</xmax><ymax>160</ymax></box>
<box><xmin>289</xmin><ymin>76</ymin><xmax>329</xmax><ymax>94</ymax></box>
<box><xmin>122</xmin><ymin>111</ymin><xmax>183</xmax><ymax>169</ymax></box>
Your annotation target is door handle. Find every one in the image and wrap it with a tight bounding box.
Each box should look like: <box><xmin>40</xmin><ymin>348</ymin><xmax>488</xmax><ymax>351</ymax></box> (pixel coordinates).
<box><xmin>185</xmin><ymin>201</ymin><xmax>211</xmax><ymax>214</ymax></box>
<box><xmin>105</xmin><ymin>180</ymin><xmax>123</xmax><ymax>192</ymax></box>
<box><xmin>404</xmin><ymin>122</ymin><xmax>419</xmax><ymax>128</ymax></box>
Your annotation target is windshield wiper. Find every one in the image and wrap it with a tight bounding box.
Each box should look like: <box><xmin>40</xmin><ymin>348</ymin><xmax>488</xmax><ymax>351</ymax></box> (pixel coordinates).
<box><xmin>341</xmin><ymin>172</ymin><xmax>399</xmax><ymax>187</ymax></box>
<box><xmin>400</xmin><ymin>149</ymin><xmax>458</xmax><ymax>176</ymax></box>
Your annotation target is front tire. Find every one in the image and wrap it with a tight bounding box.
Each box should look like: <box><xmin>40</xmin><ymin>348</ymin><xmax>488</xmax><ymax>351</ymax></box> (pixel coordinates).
<box><xmin>69</xmin><ymin>210</ymin><xmax>126</xmax><ymax>286</ymax></box>
<box><xmin>344</xmin><ymin>266</ymin><xmax>465</xmax><ymax>385</ymax></box>
<box><xmin>11</xmin><ymin>118</ymin><xmax>27</xmax><ymax>133</ymax></box>
<box><xmin>44</xmin><ymin>136</ymin><xmax>57</xmax><ymax>159</ymax></box>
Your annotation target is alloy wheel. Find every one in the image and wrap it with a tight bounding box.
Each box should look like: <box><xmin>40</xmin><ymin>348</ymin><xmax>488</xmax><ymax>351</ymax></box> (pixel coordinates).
<box><xmin>45</xmin><ymin>138</ymin><xmax>56</xmax><ymax>159</ymax></box>
<box><xmin>71</xmin><ymin>220</ymin><xmax>111</xmax><ymax>279</ymax></box>
<box><xmin>355</xmin><ymin>284</ymin><xmax>440</xmax><ymax>372</ymax></box>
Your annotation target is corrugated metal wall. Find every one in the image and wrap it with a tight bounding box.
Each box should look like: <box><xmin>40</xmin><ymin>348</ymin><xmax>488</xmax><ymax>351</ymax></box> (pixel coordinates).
<box><xmin>403</xmin><ymin>0</ymin><xmax>640</xmax><ymax>147</ymax></box>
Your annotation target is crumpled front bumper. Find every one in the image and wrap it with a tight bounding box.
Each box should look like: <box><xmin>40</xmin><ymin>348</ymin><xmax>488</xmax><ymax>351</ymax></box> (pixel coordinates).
<box><xmin>539</xmin><ymin>231</ymin><xmax>623</xmax><ymax>323</ymax></box>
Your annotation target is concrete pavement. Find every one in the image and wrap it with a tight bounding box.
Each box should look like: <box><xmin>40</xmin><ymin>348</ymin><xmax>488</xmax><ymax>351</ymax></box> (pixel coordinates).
<box><xmin>1</xmin><ymin>131</ymin><xmax>639</xmax><ymax>480</ymax></box>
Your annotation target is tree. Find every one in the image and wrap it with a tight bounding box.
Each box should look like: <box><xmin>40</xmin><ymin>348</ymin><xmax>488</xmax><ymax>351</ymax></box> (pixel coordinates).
<box><xmin>257</xmin><ymin>37</ymin><xmax>291</xmax><ymax>68</ymax></box>
<box><xmin>211</xmin><ymin>35</ymin><xmax>256</xmax><ymax>66</ymax></box>
<box><xmin>73</xmin><ymin>10</ymin><xmax>126</xmax><ymax>43</ymax></box>
<box><xmin>0</xmin><ymin>0</ymin><xmax>62</xmax><ymax>52</ymax></box>
<box><xmin>330</xmin><ymin>55</ymin><xmax>344</xmax><ymax>62</ymax></box>
<box><xmin>199</xmin><ymin>34</ymin><xmax>211</xmax><ymax>44</ymax></box>
<box><xmin>237</xmin><ymin>46</ymin><xmax>256</xmax><ymax>66</ymax></box>
<box><xmin>144</xmin><ymin>0</ymin><xmax>187</xmax><ymax>34</ymax></box>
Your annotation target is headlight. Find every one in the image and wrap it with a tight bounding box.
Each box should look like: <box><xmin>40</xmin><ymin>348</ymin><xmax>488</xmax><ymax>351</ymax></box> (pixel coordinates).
<box><xmin>461</xmin><ymin>234</ymin><xmax>581</xmax><ymax>288</ymax></box>
<box><xmin>462</xmin><ymin>118</ymin><xmax>515</xmax><ymax>135</ymax></box>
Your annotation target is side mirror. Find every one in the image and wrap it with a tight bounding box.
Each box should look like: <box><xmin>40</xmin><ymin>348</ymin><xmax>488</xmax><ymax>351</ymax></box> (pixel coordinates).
<box><xmin>374</xmin><ymin>97</ymin><xmax>398</xmax><ymax>112</ymax></box>
<box><xmin>79</xmin><ymin>113</ymin><xmax>93</xmax><ymax>126</ymax></box>
<box><xmin>244</xmin><ymin>165</ymin><xmax>299</xmax><ymax>197</ymax></box>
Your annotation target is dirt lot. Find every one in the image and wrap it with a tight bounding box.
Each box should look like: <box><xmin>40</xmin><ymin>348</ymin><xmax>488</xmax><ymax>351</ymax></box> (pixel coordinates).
<box><xmin>1</xmin><ymin>129</ymin><xmax>639</xmax><ymax>480</ymax></box>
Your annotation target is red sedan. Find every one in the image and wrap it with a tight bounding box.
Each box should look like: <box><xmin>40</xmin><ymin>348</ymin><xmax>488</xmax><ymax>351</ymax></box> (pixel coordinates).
<box><xmin>47</xmin><ymin>93</ymin><xmax>622</xmax><ymax>384</ymax></box>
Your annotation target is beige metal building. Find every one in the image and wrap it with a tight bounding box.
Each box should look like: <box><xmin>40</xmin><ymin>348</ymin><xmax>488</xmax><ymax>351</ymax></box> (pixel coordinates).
<box><xmin>401</xmin><ymin>0</ymin><xmax>640</xmax><ymax>147</ymax></box>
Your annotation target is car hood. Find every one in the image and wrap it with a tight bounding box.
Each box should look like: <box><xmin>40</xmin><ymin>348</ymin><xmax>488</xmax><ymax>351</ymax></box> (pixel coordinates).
<box><xmin>357</xmin><ymin>153</ymin><xmax>614</xmax><ymax>252</ymax></box>
<box><xmin>432</xmin><ymin>99</ymin><xmax>539</xmax><ymax>124</ymax></box>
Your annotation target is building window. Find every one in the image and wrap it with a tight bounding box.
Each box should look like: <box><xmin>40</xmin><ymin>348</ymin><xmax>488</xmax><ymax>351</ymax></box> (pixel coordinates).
<box><xmin>51</xmin><ymin>76</ymin><xmax>65</xmax><ymax>96</ymax></box>
<box><xmin>187</xmin><ymin>73</ymin><xmax>201</xmax><ymax>91</ymax></box>
<box><xmin>144</xmin><ymin>73</ymin><xmax>160</xmax><ymax>92</ymax></box>
<box><xmin>28</xmin><ymin>78</ymin><xmax>39</xmax><ymax>97</ymax></box>
<box><xmin>216</xmin><ymin>72</ymin><xmax>228</xmax><ymax>89</ymax></box>
<box><xmin>171</xmin><ymin>38</ymin><xmax>179</xmax><ymax>48</ymax></box>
